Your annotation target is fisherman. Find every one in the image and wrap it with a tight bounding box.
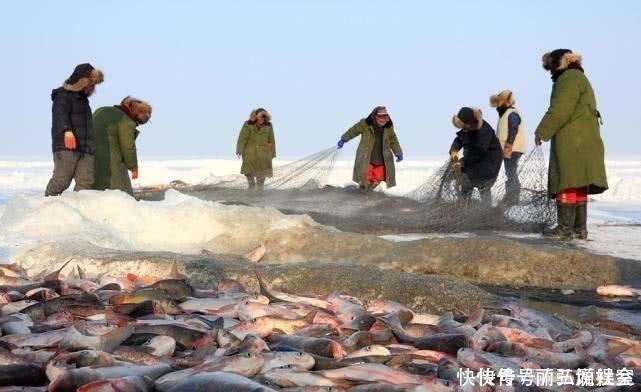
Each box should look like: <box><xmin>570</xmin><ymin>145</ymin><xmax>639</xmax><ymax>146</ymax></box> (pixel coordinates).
<box><xmin>45</xmin><ymin>63</ymin><xmax>104</xmax><ymax>196</ymax></box>
<box><xmin>535</xmin><ymin>49</ymin><xmax>608</xmax><ymax>240</ymax></box>
<box><xmin>449</xmin><ymin>107</ymin><xmax>503</xmax><ymax>205</ymax></box>
<box><xmin>236</xmin><ymin>108</ymin><xmax>276</xmax><ymax>193</ymax></box>
<box><xmin>92</xmin><ymin>97</ymin><xmax>152</xmax><ymax>196</ymax></box>
<box><xmin>337</xmin><ymin>106</ymin><xmax>403</xmax><ymax>191</ymax></box>
<box><xmin>490</xmin><ymin>90</ymin><xmax>527</xmax><ymax>205</ymax></box>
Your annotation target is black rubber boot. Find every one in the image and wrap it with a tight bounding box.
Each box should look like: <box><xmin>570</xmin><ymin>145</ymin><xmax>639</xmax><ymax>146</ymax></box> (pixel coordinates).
<box><xmin>574</xmin><ymin>202</ymin><xmax>588</xmax><ymax>240</ymax></box>
<box><xmin>543</xmin><ymin>203</ymin><xmax>576</xmax><ymax>241</ymax></box>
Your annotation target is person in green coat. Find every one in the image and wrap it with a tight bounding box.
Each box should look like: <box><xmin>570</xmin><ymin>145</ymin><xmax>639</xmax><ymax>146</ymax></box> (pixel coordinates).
<box><xmin>236</xmin><ymin>108</ymin><xmax>276</xmax><ymax>192</ymax></box>
<box><xmin>534</xmin><ymin>49</ymin><xmax>608</xmax><ymax>241</ymax></box>
<box><xmin>92</xmin><ymin>97</ymin><xmax>152</xmax><ymax>196</ymax></box>
<box><xmin>337</xmin><ymin>106</ymin><xmax>403</xmax><ymax>191</ymax></box>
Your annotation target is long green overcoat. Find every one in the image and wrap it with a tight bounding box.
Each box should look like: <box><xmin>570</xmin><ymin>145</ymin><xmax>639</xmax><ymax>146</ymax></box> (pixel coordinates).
<box><xmin>341</xmin><ymin>118</ymin><xmax>403</xmax><ymax>188</ymax></box>
<box><xmin>236</xmin><ymin>122</ymin><xmax>276</xmax><ymax>177</ymax></box>
<box><xmin>92</xmin><ymin>106</ymin><xmax>139</xmax><ymax>195</ymax></box>
<box><xmin>535</xmin><ymin>69</ymin><xmax>608</xmax><ymax>196</ymax></box>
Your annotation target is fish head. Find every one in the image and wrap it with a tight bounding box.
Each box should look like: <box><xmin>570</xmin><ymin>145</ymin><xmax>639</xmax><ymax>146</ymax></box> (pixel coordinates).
<box><xmin>270</xmin><ymin>351</ymin><xmax>316</xmax><ymax>370</ymax></box>
<box><xmin>226</xmin><ymin>351</ymin><xmax>265</xmax><ymax>376</ymax></box>
<box><xmin>217</xmin><ymin>329</ymin><xmax>241</xmax><ymax>347</ymax></box>
<box><xmin>237</xmin><ymin>301</ymin><xmax>266</xmax><ymax>321</ymax></box>
<box><xmin>456</xmin><ymin>348</ymin><xmax>491</xmax><ymax>371</ymax></box>
<box><xmin>145</xmin><ymin>335</ymin><xmax>176</xmax><ymax>357</ymax></box>
<box><xmin>246</xmin><ymin>294</ymin><xmax>270</xmax><ymax>305</ymax></box>
<box><xmin>469</xmin><ymin>325</ymin><xmax>500</xmax><ymax>351</ymax></box>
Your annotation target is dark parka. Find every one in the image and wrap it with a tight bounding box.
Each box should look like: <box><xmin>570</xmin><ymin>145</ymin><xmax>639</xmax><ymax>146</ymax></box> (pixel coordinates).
<box><xmin>51</xmin><ymin>88</ymin><xmax>95</xmax><ymax>154</ymax></box>
<box><xmin>535</xmin><ymin>58</ymin><xmax>608</xmax><ymax>197</ymax></box>
<box><xmin>341</xmin><ymin>108</ymin><xmax>403</xmax><ymax>188</ymax></box>
<box><xmin>92</xmin><ymin>106</ymin><xmax>139</xmax><ymax>195</ymax></box>
<box><xmin>236</xmin><ymin>111</ymin><xmax>276</xmax><ymax>177</ymax></box>
<box><xmin>450</xmin><ymin>111</ymin><xmax>503</xmax><ymax>187</ymax></box>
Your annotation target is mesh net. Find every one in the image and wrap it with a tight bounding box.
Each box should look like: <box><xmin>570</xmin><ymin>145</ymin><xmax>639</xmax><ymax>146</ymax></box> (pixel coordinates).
<box><xmin>198</xmin><ymin>146</ymin><xmax>341</xmax><ymax>191</ymax></box>
<box><xmin>403</xmin><ymin>146</ymin><xmax>557</xmax><ymax>232</ymax></box>
<box><xmin>138</xmin><ymin>146</ymin><xmax>556</xmax><ymax>234</ymax></box>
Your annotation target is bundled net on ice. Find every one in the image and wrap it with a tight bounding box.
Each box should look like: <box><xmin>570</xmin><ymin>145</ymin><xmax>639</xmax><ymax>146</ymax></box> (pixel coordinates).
<box><xmin>198</xmin><ymin>146</ymin><xmax>341</xmax><ymax>191</ymax></box>
<box><xmin>404</xmin><ymin>146</ymin><xmax>556</xmax><ymax>232</ymax></box>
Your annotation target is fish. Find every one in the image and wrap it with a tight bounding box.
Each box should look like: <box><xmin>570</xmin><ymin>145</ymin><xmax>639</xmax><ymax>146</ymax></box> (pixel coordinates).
<box><xmin>149</xmin><ymin>279</ymin><xmax>194</xmax><ymax>300</ymax></box>
<box><xmin>319</xmin><ymin>363</ymin><xmax>427</xmax><ymax>385</ymax></box>
<box><xmin>487</xmin><ymin>341</ymin><xmax>589</xmax><ymax>369</ymax></box>
<box><xmin>76</xmin><ymin>375</ymin><xmax>154</xmax><ymax>392</ymax></box>
<box><xmin>345</xmin><ymin>345</ymin><xmax>390</xmax><ymax>358</ymax></box>
<box><xmin>58</xmin><ymin>325</ymin><xmax>133</xmax><ymax>352</ymax></box>
<box><xmin>260</xmin><ymin>351</ymin><xmax>316</xmax><ymax>372</ymax></box>
<box><xmin>0</xmin><ymin>328</ymin><xmax>68</xmax><ymax>349</ymax></box>
<box><xmin>154</xmin><ymin>352</ymin><xmax>265</xmax><ymax>390</ymax></box>
<box><xmin>48</xmin><ymin>364</ymin><xmax>173</xmax><ymax>392</ymax></box>
<box><xmin>131</xmin><ymin>324</ymin><xmax>213</xmax><ymax>350</ymax></box>
<box><xmin>381</xmin><ymin>313</ymin><xmax>467</xmax><ymax>354</ymax></box>
<box><xmin>269</xmin><ymin>335</ymin><xmax>344</xmax><ymax>359</ymax></box>
<box><xmin>485</xmin><ymin>301</ymin><xmax>572</xmax><ymax>341</ymax></box>
<box><xmin>256</xmin><ymin>272</ymin><xmax>332</xmax><ymax>310</ymax></box>
<box><xmin>262</xmin><ymin>368</ymin><xmax>342</xmax><ymax>388</ymax></box>
<box><xmin>596</xmin><ymin>285</ymin><xmax>641</xmax><ymax>297</ymax></box>
<box><xmin>246</xmin><ymin>243</ymin><xmax>267</xmax><ymax>263</ymax></box>
<box><xmin>157</xmin><ymin>371</ymin><xmax>277</xmax><ymax>392</ymax></box>
<box><xmin>0</xmin><ymin>363</ymin><xmax>47</xmax><ymax>387</ymax></box>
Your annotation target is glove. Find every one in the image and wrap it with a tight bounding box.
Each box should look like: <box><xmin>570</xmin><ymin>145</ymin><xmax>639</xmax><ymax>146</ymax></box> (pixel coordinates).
<box><xmin>396</xmin><ymin>154</ymin><xmax>403</xmax><ymax>163</ymax></box>
<box><xmin>131</xmin><ymin>169</ymin><xmax>139</xmax><ymax>180</ymax></box>
<box><xmin>503</xmin><ymin>144</ymin><xmax>513</xmax><ymax>159</ymax></box>
<box><xmin>535</xmin><ymin>136</ymin><xmax>542</xmax><ymax>146</ymax></box>
<box><xmin>64</xmin><ymin>131</ymin><xmax>77</xmax><ymax>150</ymax></box>
<box><xmin>337</xmin><ymin>139</ymin><xmax>345</xmax><ymax>149</ymax></box>
<box><xmin>449</xmin><ymin>150</ymin><xmax>458</xmax><ymax>161</ymax></box>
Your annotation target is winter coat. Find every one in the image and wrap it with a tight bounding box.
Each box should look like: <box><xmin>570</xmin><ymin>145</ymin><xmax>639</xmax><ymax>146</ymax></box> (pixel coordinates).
<box><xmin>236</xmin><ymin>122</ymin><xmax>276</xmax><ymax>177</ymax></box>
<box><xmin>50</xmin><ymin>88</ymin><xmax>95</xmax><ymax>154</ymax></box>
<box><xmin>92</xmin><ymin>106</ymin><xmax>139</xmax><ymax>195</ymax></box>
<box><xmin>535</xmin><ymin>68</ymin><xmax>608</xmax><ymax>196</ymax></box>
<box><xmin>341</xmin><ymin>110</ymin><xmax>403</xmax><ymax>188</ymax></box>
<box><xmin>450</xmin><ymin>120</ymin><xmax>503</xmax><ymax>187</ymax></box>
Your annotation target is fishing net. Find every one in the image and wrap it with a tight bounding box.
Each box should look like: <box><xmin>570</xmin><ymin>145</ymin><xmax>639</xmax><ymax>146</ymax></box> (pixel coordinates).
<box><xmin>404</xmin><ymin>146</ymin><xmax>557</xmax><ymax>232</ymax></box>
<box><xmin>198</xmin><ymin>146</ymin><xmax>341</xmax><ymax>191</ymax></box>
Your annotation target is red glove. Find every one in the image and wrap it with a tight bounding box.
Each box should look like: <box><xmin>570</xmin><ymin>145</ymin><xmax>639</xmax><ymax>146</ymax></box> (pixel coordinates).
<box><xmin>131</xmin><ymin>169</ymin><xmax>139</xmax><ymax>180</ymax></box>
<box><xmin>64</xmin><ymin>131</ymin><xmax>77</xmax><ymax>150</ymax></box>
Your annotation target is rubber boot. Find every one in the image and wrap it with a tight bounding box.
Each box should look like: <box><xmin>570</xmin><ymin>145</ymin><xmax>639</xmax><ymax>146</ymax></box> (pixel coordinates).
<box><xmin>246</xmin><ymin>176</ymin><xmax>256</xmax><ymax>192</ymax></box>
<box><xmin>574</xmin><ymin>202</ymin><xmax>588</xmax><ymax>240</ymax></box>
<box><xmin>543</xmin><ymin>203</ymin><xmax>576</xmax><ymax>241</ymax></box>
<box><xmin>256</xmin><ymin>178</ymin><xmax>265</xmax><ymax>194</ymax></box>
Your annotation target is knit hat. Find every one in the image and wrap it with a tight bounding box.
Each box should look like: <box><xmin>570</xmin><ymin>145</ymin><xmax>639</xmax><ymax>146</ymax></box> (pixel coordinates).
<box><xmin>63</xmin><ymin>63</ymin><xmax>104</xmax><ymax>92</ymax></box>
<box><xmin>452</xmin><ymin>107</ymin><xmax>483</xmax><ymax>130</ymax></box>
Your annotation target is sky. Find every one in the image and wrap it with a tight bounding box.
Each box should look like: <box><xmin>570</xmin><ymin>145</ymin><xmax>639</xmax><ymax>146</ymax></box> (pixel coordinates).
<box><xmin>1</xmin><ymin>0</ymin><xmax>640</xmax><ymax>160</ymax></box>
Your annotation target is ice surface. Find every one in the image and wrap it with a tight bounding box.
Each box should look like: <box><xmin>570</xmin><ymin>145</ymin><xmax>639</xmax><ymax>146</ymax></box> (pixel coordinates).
<box><xmin>1</xmin><ymin>158</ymin><xmax>640</xmax><ymax>263</ymax></box>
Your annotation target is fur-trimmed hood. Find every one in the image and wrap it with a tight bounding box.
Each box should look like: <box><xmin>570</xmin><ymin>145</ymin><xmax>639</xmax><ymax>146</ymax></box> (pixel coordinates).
<box><xmin>63</xmin><ymin>63</ymin><xmax>104</xmax><ymax>92</ymax></box>
<box><xmin>490</xmin><ymin>90</ymin><xmax>515</xmax><ymax>108</ymax></box>
<box><xmin>248</xmin><ymin>108</ymin><xmax>271</xmax><ymax>125</ymax></box>
<box><xmin>365</xmin><ymin>106</ymin><xmax>393</xmax><ymax>127</ymax></box>
<box><xmin>452</xmin><ymin>107</ymin><xmax>483</xmax><ymax>130</ymax></box>
<box><xmin>118</xmin><ymin>96</ymin><xmax>152</xmax><ymax>125</ymax></box>
<box><xmin>542</xmin><ymin>49</ymin><xmax>583</xmax><ymax>72</ymax></box>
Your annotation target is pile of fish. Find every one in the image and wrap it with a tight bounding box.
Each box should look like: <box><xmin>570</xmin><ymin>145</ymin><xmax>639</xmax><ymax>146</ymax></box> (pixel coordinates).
<box><xmin>0</xmin><ymin>260</ymin><xmax>639</xmax><ymax>392</ymax></box>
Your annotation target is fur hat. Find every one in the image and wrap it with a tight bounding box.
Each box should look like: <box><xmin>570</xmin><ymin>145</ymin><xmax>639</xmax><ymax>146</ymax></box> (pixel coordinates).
<box><xmin>120</xmin><ymin>96</ymin><xmax>152</xmax><ymax>125</ymax></box>
<box><xmin>542</xmin><ymin>49</ymin><xmax>583</xmax><ymax>72</ymax></box>
<box><xmin>63</xmin><ymin>63</ymin><xmax>104</xmax><ymax>92</ymax></box>
<box><xmin>249</xmin><ymin>108</ymin><xmax>271</xmax><ymax>124</ymax></box>
<box><xmin>452</xmin><ymin>107</ymin><xmax>483</xmax><ymax>130</ymax></box>
<box><xmin>490</xmin><ymin>90</ymin><xmax>515</xmax><ymax>108</ymax></box>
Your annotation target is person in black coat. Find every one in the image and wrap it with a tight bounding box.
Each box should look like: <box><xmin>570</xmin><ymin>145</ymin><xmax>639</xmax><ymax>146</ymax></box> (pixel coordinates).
<box><xmin>45</xmin><ymin>63</ymin><xmax>104</xmax><ymax>196</ymax></box>
<box><xmin>449</xmin><ymin>107</ymin><xmax>503</xmax><ymax>205</ymax></box>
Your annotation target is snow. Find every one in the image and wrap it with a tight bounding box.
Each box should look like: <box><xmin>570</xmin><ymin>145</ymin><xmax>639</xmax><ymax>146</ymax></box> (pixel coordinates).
<box><xmin>0</xmin><ymin>189</ymin><xmax>316</xmax><ymax>262</ymax></box>
<box><xmin>0</xmin><ymin>158</ymin><xmax>640</xmax><ymax>263</ymax></box>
